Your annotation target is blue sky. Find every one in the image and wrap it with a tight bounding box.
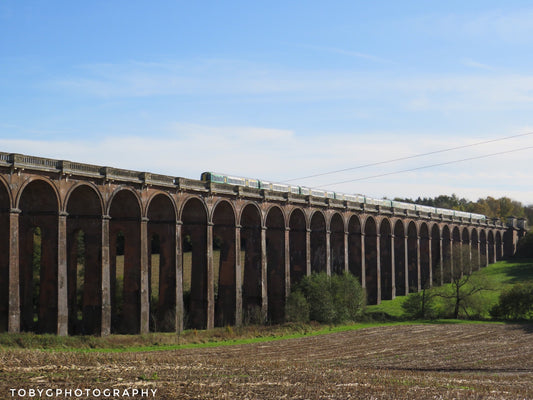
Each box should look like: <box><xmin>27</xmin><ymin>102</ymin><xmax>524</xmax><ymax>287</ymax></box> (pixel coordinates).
<box><xmin>1</xmin><ymin>1</ymin><xmax>532</xmax><ymax>203</ymax></box>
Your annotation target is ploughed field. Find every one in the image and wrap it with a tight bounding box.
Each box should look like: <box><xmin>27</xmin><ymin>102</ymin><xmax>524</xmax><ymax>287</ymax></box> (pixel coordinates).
<box><xmin>1</xmin><ymin>323</ymin><xmax>532</xmax><ymax>399</ymax></box>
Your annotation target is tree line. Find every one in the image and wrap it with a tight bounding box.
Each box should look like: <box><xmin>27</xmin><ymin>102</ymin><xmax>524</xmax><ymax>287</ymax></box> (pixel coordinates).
<box><xmin>393</xmin><ymin>194</ymin><xmax>533</xmax><ymax>226</ymax></box>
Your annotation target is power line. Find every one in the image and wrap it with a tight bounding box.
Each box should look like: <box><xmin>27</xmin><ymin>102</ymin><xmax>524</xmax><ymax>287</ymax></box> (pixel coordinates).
<box><xmin>282</xmin><ymin>131</ymin><xmax>533</xmax><ymax>183</ymax></box>
<box><xmin>313</xmin><ymin>145</ymin><xmax>533</xmax><ymax>188</ymax></box>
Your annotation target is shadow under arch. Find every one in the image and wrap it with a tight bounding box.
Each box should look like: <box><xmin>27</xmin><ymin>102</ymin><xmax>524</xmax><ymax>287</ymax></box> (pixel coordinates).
<box><xmin>380</xmin><ymin>218</ymin><xmax>392</xmax><ymax>300</ymax></box>
<box><xmin>181</xmin><ymin>196</ymin><xmax>209</xmax><ymax>329</ymax></box>
<box><xmin>348</xmin><ymin>215</ymin><xmax>362</xmax><ymax>285</ymax></box>
<box><xmin>289</xmin><ymin>208</ymin><xmax>306</xmax><ymax>286</ymax></box>
<box><xmin>212</xmin><ymin>200</ymin><xmax>237</xmax><ymax>327</ymax></box>
<box><xmin>393</xmin><ymin>220</ymin><xmax>407</xmax><ymax>296</ymax></box>
<box><xmin>18</xmin><ymin>179</ymin><xmax>59</xmax><ymax>333</ymax></box>
<box><xmin>364</xmin><ymin>216</ymin><xmax>378</xmax><ymax>304</ymax></box>
<box><xmin>0</xmin><ymin>179</ymin><xmax>10</xmax><ymax>332</ymax></box>
<box><xmin>240</xmin><ymin>203</ymin><xmax>263</xmax><ymax>325</ymax></box>
<box><xmin>266</xmin><ymin>206</ymin><xmax>285</xmax><ymax>324</ymax></box>
<box><xmin>66</xmin><ymin>184</ymin><xmax>103</xmax><ymax>335</ymax></box>
<box><xmin>310</xmin><ymin>211</ymin><xmax>326</xmax><ymax>273</ymax></box>
<box><xmin>147</xmin><ymin>193</ymin><xmax>177</xmax><ymax>332</ymax></box>
<box><xmin>330</xmin><ymin>213</ymin><xmax>345</xmax><ymax>275</ymax></box>
<box><xmin>109</xmin><ymin>188</ymin><xmax>142</xmax><ymax>334</ymax></box>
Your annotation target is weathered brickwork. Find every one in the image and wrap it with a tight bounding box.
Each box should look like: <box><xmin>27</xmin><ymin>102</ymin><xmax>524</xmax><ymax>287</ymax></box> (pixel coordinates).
<box><xmin>0</xmin><ymin>153</ymin><xmax>524</xmax><ymax>336</ymax></box>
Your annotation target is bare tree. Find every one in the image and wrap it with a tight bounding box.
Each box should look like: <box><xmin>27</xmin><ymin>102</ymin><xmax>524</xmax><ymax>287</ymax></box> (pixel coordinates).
<box><xmin>436</xmin><ymin>244</ymin><xmax>494</xmax><ymax>319</ymax></box>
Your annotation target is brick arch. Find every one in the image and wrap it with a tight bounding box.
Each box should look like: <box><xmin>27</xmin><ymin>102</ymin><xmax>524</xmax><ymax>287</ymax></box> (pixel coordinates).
<box><xmin>264</xmin><ymin>204</ymin><xmax>286</xmax><ymax>229</ymax></box>
<box><xmin>146</xmin><ymin>193</ymin><xmax>178</xmax><ymax>332</ymax></box>
<box><xmin>479</xmin><ymin>230</ymin><xmax>487</xmax><ymax>267</ymax></box>
<box><xmin>15</xmin><ymin>176</ymin><xmax>61</xmax><ymax>212</ymax></box>
<box><xmin>265</xmin><ymin>205</ymin><xmax>286</xmax><ymax>324</ymax></box>
<box><xmin>146</xmin><ymin>191</ymin><xmax>177</xmax><ymax>221</ymax></box>
<box><xmin>380</xmin><ymin>218</ymin><xmax>393</xmax><ymax>300</ymax></box>
<box><xmin>348</xmin><ymin>214</ymin><xmax>363</xmax><ymax>284</ymax></box>
<box><xmin>18</xmin><ymin>179</ymin><xmax>60</xmax><ymax>333</ymax></box>
<box><xmin>210</xmin><ymin>198</ymin><xmax>238</xmax><ymax>226</ymax></box>
<box><xmin>430</xmin><ymin>223</ymin><xmax>441</xmax><ymax>286</ymax></box>
<box><xmin>393</xmin><ymin>219</ymin><xmax>407</xmax><ymax>296</ymax></box>
<box><xmin>0</xmin><ymin>178</ymin><xmax>11</xmax><ymax>332</ymax></box>
<box><xmin>487</xmin><ymin>230</ymin><xmax>495</xmax><ymax>264</ymax></box>
<box><xmin>310</xmin><ymin>210</ymin><xmax>327</xmax><ymax>274</ymax></box>
<box><xmin>64</xmin><ymin>183</ymin><xmax>104</xmax><ymax>216</ymax></box>
<box><xmin>289</xmin><ymin>207</ymin><xmax>307</xmax><ymax>285</ymax></box>
<box><xmin>108</xmin><ymin>188</ymin><xmax>142</xmax><ymax>334</ymax></box>
<box><xmin>330</xmin><ymin>212</ymin><xmax>345</xmax><ymax>275</ymax></box>
<box><xmin>419</xmin><ymin>223</ymin><xmax>430</xmax><ymax>289</ymax></box>
<box><xmin>181</xmin><ymin>196</ymin><xmax>209</xmax><ymax>329</ymax></box>
<box><xmin>65</xmin><ymin>184</ymin><xmax>104</xmax><ymax>335</ymax></box>
<box><xmin>461</xmin><ymin>227</ymin><xmax>471</xmax><ymax>274</ymax></box>
<box><xmin>106</xmin><ymin>187</ymin><xmax>142</xmax><ymax>218</ymax></box>
<box><xmin>471</xmin><ymin>229</ymin><xmax>480</xmax><ymax>271</ymax></box>
<box><xmin>364</xmin><ymin>216</ymin><xmax>379</xmax><ymax>304</ymax></box>
<box><xmin>407</xmin><ymin>220</ymin><xmax>419</xmax><ymax>293</ymax></box>
<box><xmin>442</xmin><ymin>225</ymin><xmax>452</xmax><ymax>282</ymax></box>
<box><xmin>240</xmin><ymin>202</ymin><xmax>262</xmax><ymax>324</ymax></box>
<box><xmin>212</xmin><ymin>200</ymin><xmax>237</xmax><ymax>327</ymax></box>
<box><xmin>0</xmin><ymin>175</ymin><xmax>12</xmax><ymax>208</ymax></box>
<box><xmin>178</xmin><ymin>195</ymin><xmax>208</xmax><ymax>224</ymax></box>
<box><xmin>495</xmin><ymin>231</ymin><xmax>503</xmax><ymax>260</ymax></box>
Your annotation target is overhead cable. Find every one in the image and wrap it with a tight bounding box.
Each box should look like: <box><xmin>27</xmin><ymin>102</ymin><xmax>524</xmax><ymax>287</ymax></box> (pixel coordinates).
<box><xmin>282</xmin><ymin>131</ymin><xmax>533</xmax><ymax>183</ymax></box>
<box><xmin>313</xmin><ymin>145</ymin><xmax>533</xmax><ymax>188</ymax></box>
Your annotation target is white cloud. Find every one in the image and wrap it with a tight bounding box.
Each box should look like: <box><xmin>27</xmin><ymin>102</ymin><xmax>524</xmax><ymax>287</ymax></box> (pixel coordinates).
<box><xmin>1</xmin><ymin>126</ymin><xmax>531</xmax><ymax>205</ymax></box>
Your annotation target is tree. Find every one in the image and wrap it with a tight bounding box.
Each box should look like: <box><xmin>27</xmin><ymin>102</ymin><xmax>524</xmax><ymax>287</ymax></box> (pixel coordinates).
<box><xmin>402</xmin><ymin>288</ymin><xmax>437</xmax><ymax>319</ymax></box>
<box><xmin>436</xmin><ymin>245</ymin><xmax>495</xmax><ymax>319</ymax></box>
<box><xmin>287</xmin><ymin>272</ymin><xmax>366</xmax><ymax>324</ymax></box>
<box><xmin>490</xmin><ymin>283</ymin><xmax>533</xmax><ymax>320</ymax></box>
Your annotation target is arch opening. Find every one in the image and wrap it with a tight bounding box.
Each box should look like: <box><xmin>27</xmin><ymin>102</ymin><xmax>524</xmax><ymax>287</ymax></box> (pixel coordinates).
<box><xmin>109</xmin><ymin>190</ymin><xmax>141</xmax><ymax>334</ymax></box>
<box><xmin>380</xmin><ymin>219</ymin><xmax>392</xmax><ymax>300</ymax></box>
<box><xmin>147</xmin><ymin>194</ymin><xmax>176</xmax><ymax>332</ymax></box>
<box><xmin>182</xmin><ymin>197</ymin><xmax>208</xmax><ymax>329</ymax></box>
<box><xmin>66</xmin><ymin>185</ymin><xmax>102</xmax><ymax>335</ymax></box>
<box><xmin>407</xmin><ymin>222</ymin><xmax>418</xmax><ymax>293</ymax></box>
<box><xmin>431</xmin><ymin>225</ymin><xmax>441</xmax><ymax>286</ymax></box>
<box><xmin>393</xmin><ymin>221</ymin><xmax>406</xmax><ymax>296</ymax></box>
<box><xmin>330</xmin><ymin>213</ymin><xmax>345</xmax><ymax>275</ymax></box>
<box><xmin>289</xmin><ymin>209</ymin><xmax>306</xmax><ymax>286</ymax></box>
<box><xmin>240</xmin><ymin>204</ymin><xmax>262</xmax><ymax>325</ymax></box>
<box><xmin>310</xmin><ymin>212</ymin><xmax>326</xmax><ymax>273</ymax></box>
<box><xmin>19</xmin><ymin>180</ymin><xmax>59</xmax><ymax>333</ymax></box>
<box><xmin>212</xmin><ymin>201</ymin><xmax>236</xmax><ymax>327</ymax></box>
<box><xmin>0</xmin><ymin>183</ymin><xmax>10</xmax><ymax>332</ymax></box>
<box><xmin>364</xmin><ymin>217</ymin><xmax>378</xmax><ymax>304</ymax></box>
<box><xmin>420</xmin><ymin>224</ymin><xmax>430</xmax><ymax>289</ymax></box>
<box><xmin>442</xmin><ymin>226</ymin><xmax>452</xmax><ymax>283</ymax></box>
<box><xmin>266</xmin><ymin>207</ymin><xmax>285</xmax><ymax>324</ymax></box>
<box><xmin>348</xmin><ymin>216</ymin><xmax>362</xmax><ymax>285</ymax></box>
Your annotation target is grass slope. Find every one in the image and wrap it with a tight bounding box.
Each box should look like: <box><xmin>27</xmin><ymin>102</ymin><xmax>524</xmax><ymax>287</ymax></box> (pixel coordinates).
<box><xmin>367</xmin><ymin>258</ymin><xmax>533</xmax><ymax>319</ymax></box>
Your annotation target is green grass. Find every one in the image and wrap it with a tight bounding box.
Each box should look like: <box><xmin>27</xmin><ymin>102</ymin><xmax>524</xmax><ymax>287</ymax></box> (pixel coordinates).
<box><xmin>0</xmin><ymin>319</ymin><xmax>502</xmax><ymax>353</ymax></box>
<box><xmin>367</xmin><ymin>259</ymin><xmax>533</xmax><ymax>319</ymax></box>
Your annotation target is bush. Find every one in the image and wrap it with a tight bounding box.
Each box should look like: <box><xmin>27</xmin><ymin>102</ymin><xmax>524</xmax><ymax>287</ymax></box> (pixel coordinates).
<box><xmin>285</xmin><ymin>290</ymin><xmax>310</xmax><ymax>323</ymax></box>
<box><xmin>490</xmin><ymin>283</ymin><xmax>533</xmax><ymax>320</ymax></box>
<box><xmin>401</xmin><ymin>289</ymin><xmax>437</xmax><ymax>319</ymax></box>
<box><xmin>287</xmin><ymin>272</ymin><xmax>365</xmax><ymax>324</ymax></box>
<box><xmin>331</xmin><ymin>272</ymin><xmax>366</xmax><ymax>322</ymax></box>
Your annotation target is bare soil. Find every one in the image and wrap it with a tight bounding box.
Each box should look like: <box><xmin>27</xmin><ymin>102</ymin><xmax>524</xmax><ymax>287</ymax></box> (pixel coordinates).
<box><xmin>1</xmin><ymin>323</ymin><xmax>532</xmax><ymax>399</ymax></box>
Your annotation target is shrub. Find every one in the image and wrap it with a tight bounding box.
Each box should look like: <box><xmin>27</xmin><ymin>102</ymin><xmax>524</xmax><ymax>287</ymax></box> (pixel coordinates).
<box><xmin>331</xmin><ymin>272</ymin><xmax>366</xmax><ymax>322</ymax></box>
<box><xmin>401</xmin><ymin>289</ymin><xmax>437</xmax><ymax>319</ymax></box>
<box><xmin>290</xmin><ymin>272</ymin><xmax>365</xmax><ymax>324</ymax></box>
<box><xmin>285</xmin><ymin>290</ymin><xmax>310</xmax><ymax>323</ymax></box>
<box><xmin>490</xmin><ymin>283</ymin><xmax>533</xmax><ymax>320</ymax></box>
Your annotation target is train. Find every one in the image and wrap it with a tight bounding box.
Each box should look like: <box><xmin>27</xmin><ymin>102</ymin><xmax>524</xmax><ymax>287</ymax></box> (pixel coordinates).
<box><xmin>201</xmin><ymin>172</ymin><xmax>487</xmax><ymax>221</ymax></box>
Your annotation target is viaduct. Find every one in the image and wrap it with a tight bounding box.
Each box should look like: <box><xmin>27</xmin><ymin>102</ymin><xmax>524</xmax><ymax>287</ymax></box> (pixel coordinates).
<box><xmin>0</xmin><ymin>152</ymin><xmax>526</xmax><ymax>336</ymax></box>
